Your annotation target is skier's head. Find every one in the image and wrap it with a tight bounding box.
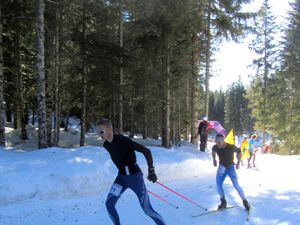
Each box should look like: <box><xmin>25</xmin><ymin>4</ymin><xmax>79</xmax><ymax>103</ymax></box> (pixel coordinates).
<box><xmin>215</xmin><ymin>133</ymin><xmax>225</xmax><ymax>146</ymax></box>
<box><xmin>251</xmin><ymin>134</ymin><xmax>257</xmax><ymax>139</ymax></box>
<box><xmin>203</xmin><ymin>116</ymin><xmax>208</xmax><ymax>121</ymax></box>
<box><xmin>96</xmin><ymin>118</ymin><xmax>113</xmax><ymax>141</ymax></box>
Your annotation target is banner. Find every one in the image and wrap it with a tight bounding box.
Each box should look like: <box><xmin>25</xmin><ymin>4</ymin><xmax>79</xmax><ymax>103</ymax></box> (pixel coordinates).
<box><xmin>208</xmin><ymin>121</ymin><xmax>226</xmax><ymax>136</ymax></box>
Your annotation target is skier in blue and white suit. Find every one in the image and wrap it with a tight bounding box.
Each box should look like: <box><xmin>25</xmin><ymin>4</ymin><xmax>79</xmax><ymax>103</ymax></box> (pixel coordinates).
<box><xmin>96</xmin><ymin>118</ymin><xmax>166</xmax><ymax>225</ymax></box>
<box><xmin>212</xmin><ymin>133</ymin><xmax>251</xmax><ymax>211</ymax></box>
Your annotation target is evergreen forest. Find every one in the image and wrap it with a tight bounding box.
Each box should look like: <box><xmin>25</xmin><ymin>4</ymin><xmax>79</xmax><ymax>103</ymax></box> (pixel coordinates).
<box><xmin>0</xmin><ymin>0</ymin><xmax>299</xmax><ymax>154</ymax></box>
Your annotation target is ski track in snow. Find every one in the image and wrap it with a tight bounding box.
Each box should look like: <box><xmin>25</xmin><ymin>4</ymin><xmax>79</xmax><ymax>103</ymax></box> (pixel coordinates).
<box><xmin>0</xmin><ymin>144</ymin><xmax>300</xmax><ymax>225</ymax></box>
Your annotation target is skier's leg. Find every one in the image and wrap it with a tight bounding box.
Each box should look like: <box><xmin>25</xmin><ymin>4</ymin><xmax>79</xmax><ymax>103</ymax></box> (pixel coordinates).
<box><xmin>105</xmin><ymin>175</ymin><xmax>127</xmax><ymax>225</ymax></box>
<box><xmin>248</xmin><ymin>152</ymin><xmax>252</xmax><ymax>167</ymax></box>
<box><xmin>203</xmin><ymin>135</ymin><xmax>208</xmax><ymax>151</ymax></box>
<box><xmin>241</xmin><ymin>151</ymin><xmax>244</xmax><ymax>166</ymax></box>
<box><xmin>200</xmin><ymin>136</ymin><xmax>206</xmax><ymax>151</ymax></box>
<box><xmin>130</xmin><ymin>173</ymin><xmax>166</xmax><ymax>225</ymax></box>
<box><xmin>216</xmin><ymin>165</ymin><xmax>227</xmax><ymax>199</ymax></box>
<box><xmin>227</xmin><ymin>165</ymin><xmax>246</xmax><ymax>200</ymax></box>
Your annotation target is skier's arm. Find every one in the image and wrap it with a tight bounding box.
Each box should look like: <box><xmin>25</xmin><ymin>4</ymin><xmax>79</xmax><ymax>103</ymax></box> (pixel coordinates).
<box><xmin>212</xmin><ymin>149</ymin><xmax>217</xmax><ymax>167</ymax></box>
<box><xmin>128</xmin><ymin>139</ymin><xmax>154</xmax><ymax>169</ymax></box>
<box><xmin>128</xmin><ymin>139</ymin><xmax>158</xmax><ymax>182</ymax></box>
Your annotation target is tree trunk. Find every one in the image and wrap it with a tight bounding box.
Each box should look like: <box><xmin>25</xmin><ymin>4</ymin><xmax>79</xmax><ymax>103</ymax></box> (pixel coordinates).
<box><xmin>143</xmin><ymin>114</ymin><xmax>147</xmax><ymax>139</ymax></box>
<box><xmin>161</xmin><ymin>41</ymin><xmax>170</xmax><ymax>148</ymax></box>
<box><xmin>129</xmin><ymin>98</ymin><xmax>135</xmax><ymax>138</ymax></box>
<box><xmin>153</xmin><ymin>107</ymin><xmax>159</xmax><ymax>140</ymax></box>
<box><xmin>171</xmin><ymin>95</ymin><xmax>176</xmax><ymax>146</ymax></box>
<box><xmin>288</xmin><ymin>80</ymin><xmax>293</xmax><ymax>155</ymax></box>
<box><xmin>0</xmin><ymin>3</ymin><xmax>5</xmax><ymax>146</ymax></box>
<box><xmin>190</xmin><ymin>79</ymin><xmax>197</xmax><ymax>144</ymax></box>
<box><xmin>262</xmin><ymin>30</ymin><xmax>268</xmax><ymax>146</ymax></box>
<box><xmin>185</xmin><ymin>72</ymin><xmax>190</xmax><ymax>140</ymax></box>
<box><xmin>13</xmin><ymin>102</ymin><xmax>20</xmax><ymax>129</ymax></box>
<box><xmin>176</xmin><ymin>101</ymin><xmax>181</xmax><ymax>145</ymax></box>
<box><xmin>64</xmin><ymin>115</ymin><xmax>69</xmax><ymax>131</ymax></box>
<box><xmin>190</xmin><ymin>33</ymin><xmax>199</xmax><ymax>144</ymax></box>
<box><xmin>45</xmin><ymin>36</ymin><xmax>53</xmax><ymax>145</ymax></box>
<box><xmin>15</xmin><ymin>0</ymin><xmax>27</xmax><ymax>140</ymax></box>
<box><xmin>118</xmin><ymin>1</ymin><xmax>124</xmax><ymax>134</ymax></box>
<box><xmin>53</xmin><ymin>2</ymin><xmax>62</xmax><ymax>146</ymax></box>
<box><xmin>204</xmin><ymin>2</ymin><xmax>211</xmax><ymax>118</ymax></box>
<box><xmin>142</xmin><ymin>88</ymin><xmax>147</xmax><ymax>139</ymax></box>
<box><xmin>35</xmin><ymin>0</ymin><xmax>47</xmax><ymax>149</ymax></box>
<box><xmin>45</xmin><ymin>0</ymin><xmax>60</xmax><ymax>146</ymax></box>
<box><xmin>32</xmin><ymin>108</ymin><xmax>35</xmax><ymax>125</ymax></box>
<box><xmin>80</xmin><ymin>4</ymin><xmax>87</xmax><ymax>147</ymax></box>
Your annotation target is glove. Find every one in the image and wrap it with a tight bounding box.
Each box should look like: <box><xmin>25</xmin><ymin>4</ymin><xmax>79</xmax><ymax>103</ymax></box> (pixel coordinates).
<box><xmin>213</xmin><ymin>159</ymin><xmax>217</xmax><ymax>167</ymax></box>
<box><xmin>147</xmin><ymin>167</ymin><xmax>157</xmax><ymax>183</ymax></box>
<box><xmin>236</xmin><ymin>163</ymin><xmax>240</xmax><ymax>170</ymax></box>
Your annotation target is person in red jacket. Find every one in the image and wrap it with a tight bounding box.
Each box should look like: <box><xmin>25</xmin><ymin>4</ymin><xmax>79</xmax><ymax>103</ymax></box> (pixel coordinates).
<box><xmin>196</xmin><ymin>116</ymin><xmax>209</xmax><ymax>152</ymax></box>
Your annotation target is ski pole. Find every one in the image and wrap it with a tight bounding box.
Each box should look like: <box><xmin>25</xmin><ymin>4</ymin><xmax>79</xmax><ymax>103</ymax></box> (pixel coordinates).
<box><xmin>148</xmin><ymin>190</ymin><xmax>179</xmax><ymax>209</ymax></box>
<box><xmin>156</xmin><ymin>181</ymin><xmax>207</xmax><ymax>211</ymax></box>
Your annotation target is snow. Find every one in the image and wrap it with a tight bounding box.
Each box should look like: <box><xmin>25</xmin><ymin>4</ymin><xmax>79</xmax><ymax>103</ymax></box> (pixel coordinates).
<box><xmin>0</xmin><ymin>137</ymin><xmax>300</xmax><ymax>225</ymax></box>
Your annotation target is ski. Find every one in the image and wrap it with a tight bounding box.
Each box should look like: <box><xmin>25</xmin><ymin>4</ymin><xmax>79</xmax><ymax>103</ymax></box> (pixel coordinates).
<box><xmin>192</xmin><ymin>206</ymin><xmax>235</xmax><ymax>218</ymax></box>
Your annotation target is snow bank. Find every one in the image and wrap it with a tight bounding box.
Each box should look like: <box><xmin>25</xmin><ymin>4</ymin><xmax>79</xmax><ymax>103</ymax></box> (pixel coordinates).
<box><xmin>0</xmin><ymin>144</ymin><xmax>211</xmax><ymax>206</ymax></box>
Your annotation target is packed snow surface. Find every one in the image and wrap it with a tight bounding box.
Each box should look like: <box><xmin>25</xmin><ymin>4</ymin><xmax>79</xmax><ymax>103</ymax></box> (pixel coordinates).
<box><xmin>0</xmin><ymin>139</ymin><xmax>299</xmax><ymax>225</ymax></box>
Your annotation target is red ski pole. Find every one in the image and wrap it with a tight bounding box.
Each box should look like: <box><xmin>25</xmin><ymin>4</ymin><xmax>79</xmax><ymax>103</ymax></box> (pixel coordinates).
<box><xmin>156</xmin><ymin>181</ymin><xmax>207</xmax><ymax>211</ymax></box>
<box><xmin>148</xmin><ymin>190</ymin><xmax>179</xmax><ymax>209</ymax></box>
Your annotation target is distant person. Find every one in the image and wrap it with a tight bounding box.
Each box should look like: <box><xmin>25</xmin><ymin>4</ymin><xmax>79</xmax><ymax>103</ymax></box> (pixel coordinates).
<box><xmin>96</xmin><ymin>118</ymin><xmax>166</xmax><ymax>225</ymax></box>
<box><xmin>240</xmin><ymin>136</ymin><xmax>249</xmax><ymax>166</ymax></box>
<box><xmin>212</xmin><ymin>133</ymin><xmax>250</xmax><ymax>211</ymax></box>
<box><xmin>196</xmin><ymin>116</ymin><xmax>209</xmax><ymax>152</ymax></box>
<box><xmin>248</xmin><ymin>134</ymin><xmax>257</xmax><ymax>168</ymax></box>
<box><xmin>262</xmin><ymin>143</ymin><xmax>271</xmax><ymax>153</ymax></box>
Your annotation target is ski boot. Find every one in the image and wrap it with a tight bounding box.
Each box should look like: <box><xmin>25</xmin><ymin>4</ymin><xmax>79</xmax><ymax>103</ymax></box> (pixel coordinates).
<box><xmin>243</xmin><ymin>199</ymin><xmax>251</xmax><ymax>211</ymax></box>
<box><xmin>218</xmin><ymin>197</ymin><xmax>227</xmax><ymax>210</ymax></box>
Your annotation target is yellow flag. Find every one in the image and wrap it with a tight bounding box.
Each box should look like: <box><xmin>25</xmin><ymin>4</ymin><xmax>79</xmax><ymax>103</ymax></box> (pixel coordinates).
<box><xmin>225</xmin><ymin>129</ymin><xmax>234</xmax><ymax>144</ymax></box>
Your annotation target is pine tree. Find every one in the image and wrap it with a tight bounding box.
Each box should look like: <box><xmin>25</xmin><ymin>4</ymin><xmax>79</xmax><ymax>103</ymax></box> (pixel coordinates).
<box><xmin>201</xmin><ymin>0</ymin><xmax>253</xmax><ymax>119</ymax></box>
<box><xmin>225</xmin><ymin>81</ymin><xmax>252</xmax><ymax>134</ymax></box>
<box><xmin>276</xmin><ymin>0</ymin><xmax>300</xmax><ymax>154</ymax></box>
<box><xmin>208</xmin><ymin>89</ymin><xmax>225</xmax><ymax>126</ymax></box>
<box><xmin>248</xmin><ymin>0</ymin><xmax>279</xmax><ymax>145</ymax></box>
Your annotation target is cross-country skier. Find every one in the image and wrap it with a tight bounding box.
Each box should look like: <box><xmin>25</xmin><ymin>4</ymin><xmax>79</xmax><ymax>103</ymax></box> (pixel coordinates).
<box><xmin>212</xmin><ymin>133</ymin><xmax>250</xmax><ymax>211</ymax></box>
<box><xmin>96</xmin><ymin>118</ymin><xmax>166</xmax><ymax>225</ymax></box>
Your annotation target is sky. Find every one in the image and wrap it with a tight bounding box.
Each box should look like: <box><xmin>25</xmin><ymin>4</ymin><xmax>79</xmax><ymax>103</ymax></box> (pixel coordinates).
<box><xmin>210</xmin><ymin>0</ymin><xmax>292</xmax><ymax>91</ymax></box>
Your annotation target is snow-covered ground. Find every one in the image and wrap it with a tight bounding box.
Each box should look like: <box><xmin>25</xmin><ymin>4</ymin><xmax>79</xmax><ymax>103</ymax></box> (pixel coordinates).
<box><xmin>0</xmin><ymin>138</ymin><xmax>300</xmax><ymax>225</ymax></box>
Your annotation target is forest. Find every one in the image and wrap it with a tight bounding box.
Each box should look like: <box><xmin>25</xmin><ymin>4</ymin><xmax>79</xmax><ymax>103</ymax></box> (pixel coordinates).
<box><xmin>0</xmin><ymin>0</ymin><xmax>299</xmax><ymax>154</ymax></box>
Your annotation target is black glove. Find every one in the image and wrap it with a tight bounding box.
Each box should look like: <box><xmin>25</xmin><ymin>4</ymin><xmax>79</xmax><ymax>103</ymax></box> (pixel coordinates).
<box><xmin>147</xmin><ymin>167</ymin><xmax>157</xmax><ymax>183</ymax></box>
<box><xmin>213</xmin><ymin>159</ymin><xmax>217</xmax><ymax>167</ymax></box>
